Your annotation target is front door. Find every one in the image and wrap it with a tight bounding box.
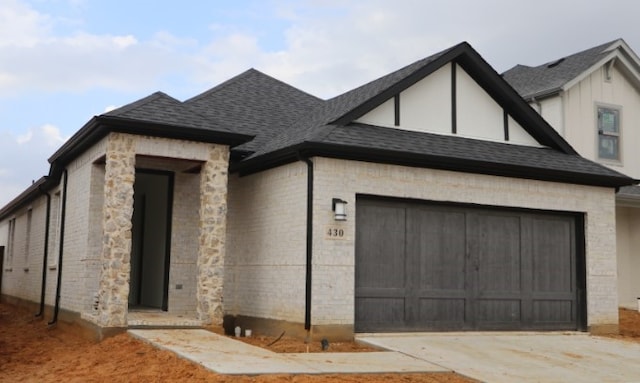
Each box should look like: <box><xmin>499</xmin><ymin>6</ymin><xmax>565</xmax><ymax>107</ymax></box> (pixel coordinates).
<box><xmin>128</xmin><ymin>171</ymin><xmax>173</xmax><ymax>311</ymax></box>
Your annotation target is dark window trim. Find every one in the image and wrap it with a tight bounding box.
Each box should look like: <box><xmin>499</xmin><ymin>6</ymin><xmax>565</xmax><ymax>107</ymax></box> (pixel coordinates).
<box><xmin>394</xmin><ymin>94</ymin><xmax>400</xmax><ymax>126</ymax></box>
<box><xmin>451</xmin><ymin>62</ymin><xmax>457</xmax><ymax>134</ymax></box>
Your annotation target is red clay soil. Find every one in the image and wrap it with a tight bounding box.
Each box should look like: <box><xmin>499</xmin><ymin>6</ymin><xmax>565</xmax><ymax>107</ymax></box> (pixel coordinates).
<box><xmin>0</xmin><ymin>302</ymin><xmax>472</xmax><ymax>383</ymax></box>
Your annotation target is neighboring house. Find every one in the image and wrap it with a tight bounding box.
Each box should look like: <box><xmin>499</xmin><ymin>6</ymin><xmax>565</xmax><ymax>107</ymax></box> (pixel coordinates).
<box><xmin>0</xmin><ymin>42</ymin><xmax>634</xmax><ymax>340</ymax></box>
<box><xmin>503</xmin><ymin>39</ymin><xmax>640</xmax><ymax>310</ymax></box>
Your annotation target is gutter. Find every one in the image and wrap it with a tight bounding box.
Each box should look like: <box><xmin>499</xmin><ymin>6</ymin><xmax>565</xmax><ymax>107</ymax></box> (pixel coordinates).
<box><xmin>233</xmin><ymin>142</ymin><xmax>635</xmax><ymax>189</ymax></box>
<box><xmin>35</xmin><ymin>187</ymin><xmax>51</xmax><ymax>318</ymax></box>
<box><xmin>49</xmin><ymin>169</ymin><xmax>68</xmax><ymax>326</ymax></box>
<box><xmin>298</xmin><ymin>153</ymin><xmax>314</xmax><ymax>332</ymax></box>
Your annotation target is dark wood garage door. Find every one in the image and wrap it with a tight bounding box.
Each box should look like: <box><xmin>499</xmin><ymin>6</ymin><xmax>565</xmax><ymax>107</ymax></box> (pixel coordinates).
<box><xmin>355</xmin><ymin>198</ymin><xmax>584</xmax><ymax>332</ymax></box>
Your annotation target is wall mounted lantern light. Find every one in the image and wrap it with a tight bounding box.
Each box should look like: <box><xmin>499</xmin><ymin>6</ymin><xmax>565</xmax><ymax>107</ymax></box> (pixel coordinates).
<box><xmin>332</xmin><ymin>198</ymin><xmax>348</xmax><ymax>221</ymax></box>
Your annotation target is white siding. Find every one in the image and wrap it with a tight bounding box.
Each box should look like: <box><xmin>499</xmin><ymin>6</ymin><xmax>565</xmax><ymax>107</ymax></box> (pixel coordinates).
<box><xmin>355</xmin><ymin>63</ymin><xmax>540</xmax><ymax>146</ymax></box>
<box><xmin>564</xmin><ymin>64</ymin><xmax>640</xmax><ymax>178</ymax></box>
<box><xmin>616</xmin><ymin>205</ymin><xmax>640</xmax><ymax>309</ymax></box>
<box><xmin>508</xmin><ymin>116</ymin><xmax>540</xmax><ymax>146</ymax></box>
<box><xmin>399</xmin><ymin>63</ymin><xmax>451</xmax><ymax>134</ymax></box>
<box><xmin>457</xmin><ymin>66</ymin><xmax>504</xmax><ymax>141</ymax></box>
<box><xmin>355</xmin><ymin>97</ymin><xmax>394</xmax><ymax>126</ymax></box>
<box><xmin>538</xmin><ymin>96</ymin><xmax>564</xmax><ymax>135</ymax></box>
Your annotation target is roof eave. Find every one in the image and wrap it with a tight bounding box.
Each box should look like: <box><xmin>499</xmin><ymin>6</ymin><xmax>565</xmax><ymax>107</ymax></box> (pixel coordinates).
<box><xmin>50</xmin><ymin>115</ymin><xmax>253</xmax><ymax>165</ymax></box>
<box><xmin>0</xmin><ymin>116</ymin><xmax>254</xmax><ymax>220</ymax></box>
<box><xmin>232</xmin><ymin>142</ymin><xmax>632</xmax><ymax>188</ymax></box>
<box><xmin>0</xmin><ymin>177</ymin><xmax>49</xmax><ymax>220</ymax></box>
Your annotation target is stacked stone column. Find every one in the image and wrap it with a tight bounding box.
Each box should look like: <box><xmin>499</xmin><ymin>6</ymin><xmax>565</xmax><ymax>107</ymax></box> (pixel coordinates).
<box><xmin>196</xmin><ymin>145</ymin><xmax>229</xmax><ymax>324</ymax></box>
<box><xmin>97</xmin><ymin>133</ymin><xmax>136</xmax><ymax>327</ymax></box>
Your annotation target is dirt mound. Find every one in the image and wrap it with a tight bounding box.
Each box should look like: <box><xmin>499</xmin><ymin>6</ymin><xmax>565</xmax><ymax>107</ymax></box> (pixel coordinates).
<box><xmin>0</xmin><ymin>302</ymin><xmax>470</xmax><ymax>382</ymax></box>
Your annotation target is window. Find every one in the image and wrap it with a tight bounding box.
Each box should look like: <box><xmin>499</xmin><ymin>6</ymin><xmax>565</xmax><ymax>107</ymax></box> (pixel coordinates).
<box><xmin>23</xmin><ymin>208</ymin><xmax>32</xmax><ymax>271</ymax></box>
<box><xmin>6</xmin><ymin>217</ymin><xmax>15</xmax><ymax>270</ymax></box>
<box><xmin>597</xmin><ymin>106</ymin><xmax>620</xmax><ymax>161</ymax></box>
<box><xmin>49</xmin><ymin>192</ymin><xmax>62</xmax><ymax>269</ymax></box>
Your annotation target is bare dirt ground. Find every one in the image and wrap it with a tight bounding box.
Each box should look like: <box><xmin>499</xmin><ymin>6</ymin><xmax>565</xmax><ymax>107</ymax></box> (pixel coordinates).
<box><xmin>0</xmin><ymin>302</ymin><xmax>471</xmax><ymax>382</ymax></box>
<box><xmin>4</xmin><ymin>303</ymin><xmax>640</xmax><ymax>383</ymax></box>
<box><xmin>605</xmin><ymin>308</ymin><xmax>640</xmax><ymax>341</ymax></box>
<box><xmin>228</xmin><ymin>331</ymin><xmax>379</xmax><ymax>353</ymax></box>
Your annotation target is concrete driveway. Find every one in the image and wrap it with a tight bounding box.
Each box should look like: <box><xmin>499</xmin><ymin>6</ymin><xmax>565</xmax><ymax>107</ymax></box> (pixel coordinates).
<box><xmin>358</xmin><ymin>332</ymin><xmax>640</xmax><ymax>383</ymax></box>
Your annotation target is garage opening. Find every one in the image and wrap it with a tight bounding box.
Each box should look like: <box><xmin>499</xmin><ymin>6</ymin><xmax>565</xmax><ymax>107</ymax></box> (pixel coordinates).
<box><xmin>355</xmin><ymin>197</ymin><xmax>586</xmax><ymax>332</ymax></box>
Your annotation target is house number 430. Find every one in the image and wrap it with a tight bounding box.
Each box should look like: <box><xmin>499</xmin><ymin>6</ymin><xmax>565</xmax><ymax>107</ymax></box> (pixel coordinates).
<box><xmin>326</xmin><ymin>227</ymin><xmax>345</xmax><ymax>238</ymax></box>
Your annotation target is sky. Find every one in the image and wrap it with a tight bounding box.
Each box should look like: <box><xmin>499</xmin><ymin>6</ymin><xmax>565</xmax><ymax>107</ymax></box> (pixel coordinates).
<box><xmin>1</xmin><ymin>0</ymin><xmax>639</xmax><ymax>206</ymax></box>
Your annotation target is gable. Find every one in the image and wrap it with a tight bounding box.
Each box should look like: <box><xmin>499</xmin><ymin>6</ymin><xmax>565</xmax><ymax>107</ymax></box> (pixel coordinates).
<box><xmin>355</xmin><ymin>63</ymin><xmax>540</xmax><ymax>147</ymax></box>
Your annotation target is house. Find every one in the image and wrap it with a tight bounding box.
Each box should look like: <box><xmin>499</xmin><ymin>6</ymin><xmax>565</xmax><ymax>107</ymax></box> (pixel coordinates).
<box><xmin>0</xmin><ymin>42</ymin><xmax>634</xmax><ymax>340</ymax></box>
<box><xmin>503</xmin><ymin>39</ymin><xmax>640</xmax><ymax>310</ymax></box>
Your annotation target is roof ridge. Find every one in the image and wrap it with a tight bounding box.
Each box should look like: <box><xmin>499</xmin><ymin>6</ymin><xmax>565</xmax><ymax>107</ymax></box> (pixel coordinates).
<box><xmin>184</xmin><ymin>69</ymin><xmax>259</xmax><ymax>104</ymax></box>
<box><xmin>185</xmin><ymin>68</ymin><xmax>322</xmax><ymax>104</ymax></box>
<box><xmin>103</xmin><ymin>91</ymin><xmax>179</xmax><ymax>117</ymax></box>
<box><xmin>537</xmin><ymin>39</ymin><xmax>620</xmax><ymax>68</ymax></box>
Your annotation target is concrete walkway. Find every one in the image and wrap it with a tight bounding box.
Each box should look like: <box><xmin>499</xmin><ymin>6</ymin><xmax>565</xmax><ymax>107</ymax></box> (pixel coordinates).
<box><xmin>359</xmin><ymin>332</ymin><xmax>640</xmax><ymax>383</ymax></box>
<box><xmin>128</xmin><ymin>329</ymin><xmax>448</xmax><ymax>375</ymax></box>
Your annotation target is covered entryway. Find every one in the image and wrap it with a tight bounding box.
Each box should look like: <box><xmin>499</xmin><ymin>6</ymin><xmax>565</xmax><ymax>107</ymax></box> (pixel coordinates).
<box><xmin>355</xmin><ymin>197</ymin><xmax>585</xmax><ymax>332</ymax></box>
<box><xmin>129</xmin><ymin>170</ymin><xmax>173</xmax><ymax>311</ymax></box>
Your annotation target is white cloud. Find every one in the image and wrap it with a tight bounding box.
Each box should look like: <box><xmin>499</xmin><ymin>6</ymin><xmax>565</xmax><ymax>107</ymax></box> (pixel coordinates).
<box><xmin>0</xmin><ymin>123</ymin><xmax>67</xmax><ymax>205</ymax></box>
<box><xmin>0</xmin><ymin>0</ymin><xmax>52</xmax><ymax>48</ymax></box>
<box><xmin>16</xmin><ymin>130</ymin><xmax>32</xmax><ymax>144</ymax></box>
<box><xmin>0</xmin><ymin>1</ymin><xmax>187</xmax><ymax>96</ymax></box>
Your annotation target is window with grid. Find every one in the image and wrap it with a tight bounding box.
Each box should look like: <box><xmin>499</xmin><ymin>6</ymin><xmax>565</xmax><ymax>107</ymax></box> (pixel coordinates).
<box><xmin>597</xmin><ymin>106</ymin><xmax>620</xmax><ymax>161</ymax></box>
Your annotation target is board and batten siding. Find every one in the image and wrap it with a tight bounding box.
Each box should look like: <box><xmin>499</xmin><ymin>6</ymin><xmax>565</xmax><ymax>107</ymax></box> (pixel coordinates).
<box><xmin>311</xmin><ymin>157</ymin><xmax>618</xmax><ymax>333</ymax></box>
<box><xmin>355</xmin><ymin>63</ymin><xmax>539</xmax><ymax>147</ymax></box>
<box><xmin>563</xmin><ymin>63</ymin><xmax>640</xmax><ymax>178</ymax></box>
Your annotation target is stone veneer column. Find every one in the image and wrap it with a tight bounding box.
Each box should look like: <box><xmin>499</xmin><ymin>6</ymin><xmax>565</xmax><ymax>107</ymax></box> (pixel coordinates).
<box><xmin>97</xmin><ymin>133</ymin><xmax>136</xmax><ymax>327</ymax></box>
<box><xmin>196</xmin><ymin>145</ymin><xmax>230</xmax><ymax>324</ymax></box>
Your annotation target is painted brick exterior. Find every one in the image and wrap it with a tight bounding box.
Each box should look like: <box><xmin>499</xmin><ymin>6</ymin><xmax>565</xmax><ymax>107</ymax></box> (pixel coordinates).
<box><xmin>225</xmin><ymin>162</ymin><xmax>308</xmax><ymax>322</ymax></box>
<box><xmin>1</xmin><ymin>133</ymin><xmax>230</xmax><ymax>328</ymax></box>
<box><xmin>311</xmin><ymin>157</ymin><xmax>618</xmax><ymax>329</ymax></box>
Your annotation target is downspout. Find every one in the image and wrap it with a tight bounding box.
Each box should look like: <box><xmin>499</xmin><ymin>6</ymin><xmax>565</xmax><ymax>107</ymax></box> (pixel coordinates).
<box><xmin>299</xmin><ymin>153</ymin><xmax>314</xmax><ymax>334</ymax></box>
<box><xmin>35</xmin><ymin>187</ymin><xmax>51</xmax><ymax>318</ymax></box>
<box><xmin>49</xmin><ymin>169</ymin><xmax>68</xmax><ymax>326</ymax></box>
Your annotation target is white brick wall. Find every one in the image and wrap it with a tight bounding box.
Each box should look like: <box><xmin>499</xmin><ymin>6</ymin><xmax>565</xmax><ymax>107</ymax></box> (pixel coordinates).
<box><xmin>1</xmin><ymin>190</ymin><xmax>64</xmax><ymax>307</ymax></box>
<box><xmin>1</xmin><ymin>133</ymin><xmax>227</xmax><ymax>323</ymax></box>
<box><xmin>0</xmin><ymin>145</ymin><xmax>621</xmax><ymax>331</ymax></box>
<box><xmin>167</xmin><ymin>172</ymin><xmax>200</xmax><ymax>315</ymax></box>
<box><xmin>225</xmin><ymin>162</ymin><xmax>308</xmax><ymax>322</ymax></box>
<box><xmin>311</xmin><ymin>157</ymin><xmax>618</xmax><ymax>328</ymax></box>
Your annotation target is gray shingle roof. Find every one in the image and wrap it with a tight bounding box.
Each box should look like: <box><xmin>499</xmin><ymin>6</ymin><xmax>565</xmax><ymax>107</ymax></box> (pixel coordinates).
<box><xmin>618</xmin><ymin>185</ymin><xmax>640</xmax><ymax>197</ymax></box>
<box><xmin>503</xmin><ymin>39</ymin><xmax>619</xmax><ymax>99</ymax></box>
<box><xmin>318</xmin><ymin>123</ymin><xmax>629</xmax><ymax>181</ymax></box>
<box><xmin>246</xmin><ymin>44</ymin><xmax>458</xmax><ymax>158</ymax></box>
<box><xmin>184</xmin><ymin>69</ymin><xmax>323</xmax><ymax>153</ymax></box>
<box><xmin>103</xmin><ymin>91</ymin><xmax>235</xmax><ymax>133</ymax></box>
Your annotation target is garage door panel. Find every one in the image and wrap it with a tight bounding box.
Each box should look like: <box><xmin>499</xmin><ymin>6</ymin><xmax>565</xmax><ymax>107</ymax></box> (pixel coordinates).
<box><xmin>476</xmin><ymin>300</ymin><xmax>521</xmax><ymax>324</ymax></box>
<box><xmin>473</xmin><ymin>214</ymin><xmax>522</xmax><ymax>293</ymax></box>
<box><xmin>408</xmin><ymin>208</ymin><xmax>466</xmax><ymax>291</ymax></box>
<box><xmin>356</xmin><ymin>297</ymin><xmax>406</xmax><ymax>330</ymax></box>
<box><xmin>532</xmin><ymin>300</ymin><xmax>573</xmax><ymax>323</ymax></box>
<box><xmin>419</xmin><ymin>298</ymin><xmax>466</xmax><ymax>324</ymax></box>
<box><xmin>532</xmin><ymin>217</ymin><xmax>574</xmax><ymax>293</ymax></box>
<box><xmin>355</xmin><ymin>203</ymin><xmax>406</xmax><ymax>289</ymax></box>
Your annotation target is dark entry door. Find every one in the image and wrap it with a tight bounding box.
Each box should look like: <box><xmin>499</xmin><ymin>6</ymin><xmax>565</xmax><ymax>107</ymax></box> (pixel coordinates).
<box><xmin>355</xmin><ymin>198</ymin><xmax>582</xmax><ymax>332</ymax></box>
<box><xmin>129</xmin><ymin>171</ymin><xmax>173</xmax><ymax>311</ymax></box>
